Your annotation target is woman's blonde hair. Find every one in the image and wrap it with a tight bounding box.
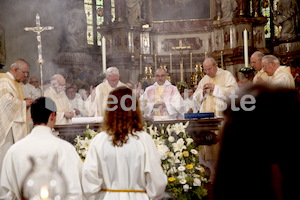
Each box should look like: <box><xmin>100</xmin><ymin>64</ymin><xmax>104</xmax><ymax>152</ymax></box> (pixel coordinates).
<box><xmin>103</xmin><ymin>86</ymin><xmax>143</xmax><ymax>146</ymax></box>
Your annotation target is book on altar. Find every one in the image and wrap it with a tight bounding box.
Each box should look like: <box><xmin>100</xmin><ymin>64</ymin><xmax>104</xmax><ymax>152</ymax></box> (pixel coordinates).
<box><xmin>184</xmin><ymin>112</ymin><xmax>215</xmax><ymax>119</ymax></box>
<box><xmin>71</xmin><ymin>116</ymin><xmax>104</xmax><ymax>124</ymax></box>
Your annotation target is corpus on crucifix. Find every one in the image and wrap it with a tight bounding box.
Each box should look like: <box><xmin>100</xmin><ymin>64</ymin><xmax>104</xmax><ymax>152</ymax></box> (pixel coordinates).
<box><xmin>171</xmin><ymin>39</ymin><xmax>192</xmax><ymax>82</ymax></box>
<box><xmin>24</xmin><ymin>13</ymin><xmax>54</xmax><ymax>96</ymax></box>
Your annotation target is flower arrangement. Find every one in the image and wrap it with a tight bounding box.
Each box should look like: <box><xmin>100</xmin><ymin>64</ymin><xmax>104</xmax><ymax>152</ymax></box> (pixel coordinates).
<box><xmin>145</xmin><ymin>121</ymin><xmax>208</xmax><ymax>200</ymax></box>
<box><xmin>74</xmin><ymin>125</ymin><xmax>99</xmax><ymax>160</ymax></box>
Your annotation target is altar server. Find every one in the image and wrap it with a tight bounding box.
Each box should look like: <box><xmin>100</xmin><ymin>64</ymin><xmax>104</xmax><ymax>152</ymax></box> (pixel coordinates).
<box><xmin>85</xmin><ymin>67</ymin><xmax>127</xmax><ymax>117</ymax></box>
<box><xmin>0</xmin><ymin>97</ymin><xmax>83</xmax><ymax>200</ymax></box>
<box><xmin>0</xmin><ymin>59</ymin><xmax>34</xmax><ymax>176</ymax></box>
<box><xmin>142</xmin><ymin>68</ymin><xmax>184</xmax><ymax>120</ymax></box>
<box><xmin>82</xmin><ymin>86</ymin><xmax>167</xmax><ymax>200</ymax></box>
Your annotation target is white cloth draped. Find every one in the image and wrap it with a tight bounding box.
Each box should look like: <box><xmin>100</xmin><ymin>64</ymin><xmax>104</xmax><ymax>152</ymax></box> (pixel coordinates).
<box><xmin>0</xmin><ymin>126</ymin><xmax>83</xmax><ymax>200</ymax></box>
<box><xmin>82</xmin><ymin>131</ymin><xmax>167</xmax><ymax>200</ymax></box>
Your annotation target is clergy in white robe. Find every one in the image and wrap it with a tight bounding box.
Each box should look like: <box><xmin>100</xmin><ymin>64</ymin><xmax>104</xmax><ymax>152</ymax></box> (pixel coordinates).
<box><xmin>82</xmin><ymin>86</ymin><xmax>167</xmax><ymax>200</ymax></box>
<box><xmin>250</xmin><ymin>51</ymin><xmax>270</xmax><ymax>84</ymax></box>
<box><xmin>193</xmin><ymin>57</ymin><xmax>238</xmax><ymax>117</ymax></box>
<box><xmin>66</xmin><ymin>86</ymin><xmax>88</xmax><ymax>117</ymax></box>
<box><xmin>28</xmin><ymin>76</ymin><xmax>42</xmax><ymax>99</ymax></box>
<box><xmin>142</xmin><ymin>68</ymin><xmax>184</xmax><ymax>120</ymax></box>
<box><xmin>85</xmin><ymin>67</ymin><xmax>127</xmax><ymax>117</ymax></box>
<box><xmin>44</xmin><ymin>74</ymin><xmax>75</xmax><ymax>125</ymax></box>
<box><xmin>262</xmin><ymin>55</ymin><xmax>295</xmax><ymax>89</ymax></box>
<box><xmin>0</xmin><ymin>97</ymin><xmax>83</xmax><ymax>200</ymax></box>
<box><xmin>193</xmin><ymin>57</ymin><xmax>238</xmax><ymax>182</ymax></box>
<box><xmin>0</xmin><ymin>59</ymin><xmax>33</xmax><ymax>176</ymax></box>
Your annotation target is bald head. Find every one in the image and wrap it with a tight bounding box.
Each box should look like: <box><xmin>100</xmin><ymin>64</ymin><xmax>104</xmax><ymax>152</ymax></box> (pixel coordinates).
<box><xmin>250</xmin><ymin>51</ymin><xmax>265</xmax><ymax>71</ymax></box>
<box><xmin>9</xmin><ymin>59</ymin><xmax>30</xmax><ymax>82</ymax></box>
<box><xmin>51</xmin><ymin>74</ymin><xmax>66</xmax><ymax>93</ymax></box>
<box><xmin>155</xmin><ymin>68</ymin><xmax>168</xmax><ymax>85</ymax></box>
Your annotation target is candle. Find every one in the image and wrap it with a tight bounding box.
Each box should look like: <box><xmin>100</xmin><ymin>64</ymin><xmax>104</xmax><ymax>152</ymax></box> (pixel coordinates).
<box><xmin>170</xmin><ymin>54</ymin><xmax>172</xmax><ymax>73</ymax></box>
<box><xmin>243</xmin><ymin>29</ymin><xmax>249</xmax><ymax>67</ymax></box>
<box><xmin>140</xmin><ymin>55</ymin><xmax>142</xmax><ymax>74</ymax></box>
<box><xmin>180</xmin><ymin>58</ymin><xmax>183</xmax><ymax>82</ymax></box>
<box><xmin>102</xmin><ymin>36</ymin><xmax>106</xmax><ymax>73</ymax></box>
<box><xmin>154</xmin><ymin>54</ymin><xmax>157</xmax><ymax>71</ymax></box>
<box><xmin>221</xmin><ymin>51</ymin><xmax>224</xmax><ymax>69</ymax></box>
<box><xmin>40</xmin><ymin>185</ymin><xmax>49</xmax><ymax>199</ymax></box>
<box><xmin>190</xmin><ymin>53</ymin><xmax>192</xmax><ymax>72</ymax></box>
<box><xmin>205</xmin><ymin>52</ymin><xmax>207</xmax><ymax>59</ymax></box>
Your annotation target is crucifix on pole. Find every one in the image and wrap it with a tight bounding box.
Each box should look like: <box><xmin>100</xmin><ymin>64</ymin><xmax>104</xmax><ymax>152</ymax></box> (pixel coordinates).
<box><xmin>24</xmin><ymin>13</ymin><xmax>54</xmax><ymax>96</ymax></box>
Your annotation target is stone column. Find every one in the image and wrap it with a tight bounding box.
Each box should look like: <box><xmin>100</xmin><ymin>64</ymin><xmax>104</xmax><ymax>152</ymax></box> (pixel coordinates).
<box><xmin>103</xmin><ymin>0</ymin><xmax>111</xmax><ymax>25</ymax></box>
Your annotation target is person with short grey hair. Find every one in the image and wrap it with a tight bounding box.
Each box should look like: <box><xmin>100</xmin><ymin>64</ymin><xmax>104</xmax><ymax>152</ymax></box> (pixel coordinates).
<box><xmin>261</xmin><ymin>55</ymin><xmax>295</xmax><ymax>89</ymax></box>
<box><xmin>250</xmin><ymin>51</ymin><xmax>269</xmax><ymax>84</ymax></box>
<box><xmin>85</xmin><ymin>67</ymin><xmax>127</xmax><ymax>117</ymax></box>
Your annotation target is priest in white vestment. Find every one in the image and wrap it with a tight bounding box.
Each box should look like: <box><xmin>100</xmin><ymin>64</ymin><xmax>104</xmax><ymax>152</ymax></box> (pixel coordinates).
<box><xmin>250</xmin><ymin>51</ymin><xmax>270</xmax><ymax>84</ymax></box>
<box><xmin>142</xmin><ymin>68</ymin><xmax>184</xmax><ymax>120</ymax></box>
<box><xmin>261</xmin><ymin>55</ymin><xmax>295</xmax><ymax>89</ymax></box>
<box><xmin>85</xmin><ymin>67</ymin><xmax>127</xmax><ymax>117</ymax></box>
<box><xmin>28</xmin><ymin>76</ymin><xmax>42</xmax><ymax>99</ymax></box>
<box><xmin>82</xmin><ymin>86</ymin><xmax>167</xmax><ymax>200</ymax></box>
<box><xmin>193</xmin><ymin>57</ymin><xmax>238</xmax><ymax>117</ymax></box>
<box><xmin>193</xmin><ymin>57</ymin><xmax>238</xmax><ymax>182</ymax></box>
<box><xmin>0</xmin><ymin>97</ymin><xmax>83</xmax><ymax>200</ymax></box>
<box><xmin>44</xmin><ymin>74</ymin><xmax>75</xmax><ymax>125</ymax></box>
<box><xmin>66</xmin><ymin>86</ymin><xmax>87</xmax><ymax>117</ymax></box>
<box><xmin>0</xmin><ymin>59</ymin><xmax>34</xmax><ymax>176</ymax></box>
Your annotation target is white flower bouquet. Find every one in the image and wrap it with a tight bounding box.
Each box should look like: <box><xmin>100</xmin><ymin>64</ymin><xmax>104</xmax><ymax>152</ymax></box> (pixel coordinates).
<box><xmin>145</xmin><ymin>121</ymin><xmax>208</xmax><ymax>200</ymax></box>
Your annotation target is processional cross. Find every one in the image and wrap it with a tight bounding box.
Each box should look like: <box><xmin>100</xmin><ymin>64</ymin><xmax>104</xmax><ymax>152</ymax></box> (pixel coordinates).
<box><xmin>24</xmin><ymin>14</ymin><xmax>54</xmax><ymax>96</ymax></box>
<box><xmin>171</xmin><ymin>39</ymin><xmax>192</xmax><ymax>82</ymax></box>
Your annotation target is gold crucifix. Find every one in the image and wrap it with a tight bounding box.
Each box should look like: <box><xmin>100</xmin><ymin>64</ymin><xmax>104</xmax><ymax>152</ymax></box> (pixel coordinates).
<box><xmin>171</xmin><ymin>39</ymin><xmax>192</xmax><ymax>82</ymax></box>
<box><xmin>24</xmin><ymin>14</ymin><xmax>54</xmax><ymax>96</ymax></box>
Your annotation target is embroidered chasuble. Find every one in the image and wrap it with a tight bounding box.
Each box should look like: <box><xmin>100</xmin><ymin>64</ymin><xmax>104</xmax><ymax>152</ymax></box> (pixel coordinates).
<box><xmin>85</xmin><ymin>80</ymin><xmax>127</xmax><ymax>117</ymax></box>
<box><xmin>44</xmin><ymin>87</ymin><xmax>74</xmax><ymax>125</ymax></box>
<box><xmin>142</xmin><ymin>80</ymin><xmax>184</xmax><ymax>119</ymax></box>
<box><xmin>0</xmin><ymin>73</ymin><xmax>28</xmax><ymax>145</ymax></box>
<box><xmin>193</xmin><ymin>68</ymin><xmax>238</xmax><ymax>117</ymax></box>
<box><xmin>269</xmin><ymin>66</ymin><xmax>295</xmax><ymax>89</ymax></box>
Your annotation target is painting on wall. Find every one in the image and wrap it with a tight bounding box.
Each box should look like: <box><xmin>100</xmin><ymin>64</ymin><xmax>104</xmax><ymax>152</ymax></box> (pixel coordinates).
<box><xmin>152</xmin><ymin>0</ymin><xmax>210</xmax><ymax>21</ymax></box>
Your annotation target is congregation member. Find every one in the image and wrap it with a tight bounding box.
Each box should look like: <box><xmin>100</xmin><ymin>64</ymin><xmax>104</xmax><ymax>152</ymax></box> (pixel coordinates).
<box><xmin>0</xmin><ymin>97</ymin><xmax>83</xmax><ymax>200</ymax></box>
<box><xmin>82</xmin><ymin>86</ymin><xmax>167</xmax><ymax>200</ymax></box>
<box><xmin>250</xmin><ymin>51</ymin><xmax>269</xmax><ymax>84</ymax></box>
<box><xmin>193</xmin><ymin>57</ymin><xmax>238</xmax><ymax>182</ymax></box>
<box><xmin>66</xmin><ymin>86</ymin><xmax>87</xmax><ymax>117</ymax></box>
<box><xmin>213</xmin><ymin>84</ymin><xmax>300</xmax><ymax>200</ymax></box>
<box><xmin>0</xmin><ymin>59</ymin><xmax>34</xmax><ymax>175</ymax></box>
<box><xmin>44</xmin><ymin>74</ymin><xmax>74</xmax><ymax>124</ymax></box>
<box><xmin>261</xmin><ymin>55</ymin><xmax>295</xmax><ymax>89</ymax></box>
<box><xmin>85</xmin><ymin>67</ymin><xmax>127</xmax><ymax>117</ymax></box>
<box><xmin>142</xmin><ymin>68</ymin><xmax>184</xmax><ymax>120</ymax></box>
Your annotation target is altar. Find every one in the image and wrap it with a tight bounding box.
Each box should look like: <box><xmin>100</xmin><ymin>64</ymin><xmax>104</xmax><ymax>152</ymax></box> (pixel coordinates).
<box><xmin>54</xmin><ymin>118</ymin><xmax>223</xmax><ymax>145</ymax></box>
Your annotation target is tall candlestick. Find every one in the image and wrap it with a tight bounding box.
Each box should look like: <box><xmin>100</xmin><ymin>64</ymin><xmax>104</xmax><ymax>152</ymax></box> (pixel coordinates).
<box><xmin>221</xmin><ymin>51</ymin><xmax>224</xmax><ymax>69</ymax></box>
<box><xmin>154</xmin><ymin>54</ymin><xmax>157</xmax><ymax>71</ymax></box>
<box><xmin>170</xmin><ymin>54</ymin><xmax>172</xmax><ymax>73</ymax></box>
<box><xmin>140</xmin><ymin>55</ymin><xmax>142</xmax><ymax>74</ymax></box>
<box><xmin>205</xmin><ymin>52</ymin><xmax>207</xmax><ymax>59</ymax></box>
<box><xmin>180</xmin><ymin>58</ymin><xmax>184</xmax><ymax>82</ymax></box>
<box><xmin>102</xmin><ymin>36</ymin><xmax>106</xmax><ymax>72</ymax></box>
<box><xmin>243</xmin><ymin>29</ymin><xmax>249</xmax><ymax>67</ymax></box>
<box><xmin>190</xmin><ymin>52</ymin><xmax>193</xmax><ymax>72</ymax></box>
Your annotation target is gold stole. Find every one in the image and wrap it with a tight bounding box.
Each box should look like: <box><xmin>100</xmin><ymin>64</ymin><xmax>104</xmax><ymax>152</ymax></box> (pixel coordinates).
<box><xmin>154</xmin><ymin>86</ymin><xmax>165</xmax><ymax>116</ymax></box>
